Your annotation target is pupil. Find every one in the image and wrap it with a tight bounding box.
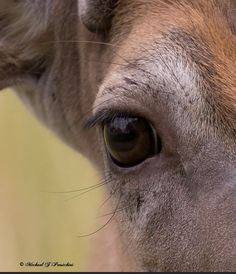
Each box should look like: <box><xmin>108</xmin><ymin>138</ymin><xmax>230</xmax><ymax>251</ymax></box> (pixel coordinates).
<box><xmin>106</xmin><ymin>117</ymin><xmax>140</xmax><ymax>152</ymax></box>
<box><xmin>111</xmin><ymin>131</ymin><xmax>137</xmax><ymax>143</ymax></box>
<box><xmin>109</xmin><ymin>126</ymin><xmax>138</xmax><ymax>152</ymax></box>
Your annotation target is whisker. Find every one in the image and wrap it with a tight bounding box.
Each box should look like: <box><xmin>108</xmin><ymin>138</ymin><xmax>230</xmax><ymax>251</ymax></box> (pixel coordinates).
<box><xmin>43</xmin><ymin>176</ymin><xmax>110</xmax><ymax>194</ymax></box>
<box><xmin>37</xmin><ymin>38</ymin><xmax>161</xmax><ymax>81</ymax></box>
<box><xmin>64</xmin><ymin>177</ymin><xmax>113</xmax><ymax>202</ymax></box>
<box><xmin>76</xmin><ymin>192</ymin><xmax>121</xmax><ymax>238</ymax></box>
<box><xmin>99</xmin><ymin>189</ymin><xmax>116</xmax><ymax>209</ymax></box>
<box><xmin>44</xmin><ymin>182</ymin><xmax>105</xmax><ymax>194</ymax></box>
<box><xmin>99</xmin><ymin>179</ymin><xmax>124</xmax><ymax>209</ymax></box>
<box><xmin>96</xmin><ymin>205</ymin><xmax>131</xmax><ymax>219</ymax></box>
<box><xmin>38</xmin><ymin>39</ymin><xmax>120</xmax><ymax>48</ymax></box>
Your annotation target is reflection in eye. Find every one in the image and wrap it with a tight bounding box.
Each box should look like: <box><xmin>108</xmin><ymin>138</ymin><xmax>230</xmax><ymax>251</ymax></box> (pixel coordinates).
<box><xmin>103</xmin><ymin>115</ymin><xmax>161</xmax><ymax>167</ymax></box>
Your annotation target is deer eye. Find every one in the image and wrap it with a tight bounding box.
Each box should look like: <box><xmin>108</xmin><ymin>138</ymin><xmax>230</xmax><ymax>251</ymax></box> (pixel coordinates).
<box><xmin>103</xmin><ymin>116</ymin><xmax>161</xmax><ymax>167</ymax></box>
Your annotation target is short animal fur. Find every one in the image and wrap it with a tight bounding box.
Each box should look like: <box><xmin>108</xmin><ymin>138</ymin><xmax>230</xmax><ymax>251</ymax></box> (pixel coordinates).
<box><xmin>0</xmin><ymin>0</ymin><xmax>235</xmax><ymax>271</ymax></box>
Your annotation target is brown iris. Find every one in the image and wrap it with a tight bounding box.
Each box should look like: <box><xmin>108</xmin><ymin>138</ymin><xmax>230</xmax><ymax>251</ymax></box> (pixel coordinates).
<box><xmin>103</xmin><ymin>116</ymin><xmax>161</xmax><ymax>167</ymax></box>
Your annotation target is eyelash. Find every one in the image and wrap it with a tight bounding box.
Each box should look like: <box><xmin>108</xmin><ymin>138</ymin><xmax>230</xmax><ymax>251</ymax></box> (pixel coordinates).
<box><xmin>83</xmin><ymin>109</ymin><xmax>139</xmax><ymax>129</ymax></box>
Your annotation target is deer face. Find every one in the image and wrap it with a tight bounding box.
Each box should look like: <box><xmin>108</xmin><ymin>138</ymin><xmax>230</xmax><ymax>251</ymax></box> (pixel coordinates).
<box><xmin>0</xmin><ymin>0</ymin><xmax>235</xmax><ymax>271</ymax></box>
<box><xmin>90</xmin><ymin>1</ymin><xmax>236</xmax><ymax>271</ymax></box>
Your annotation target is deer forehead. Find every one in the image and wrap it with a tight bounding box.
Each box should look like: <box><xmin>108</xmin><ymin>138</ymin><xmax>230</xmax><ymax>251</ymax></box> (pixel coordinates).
<box><xmin>95</xmin><ymin>0</ymin><xmax>236</xmax><ymax>137</ymax></box>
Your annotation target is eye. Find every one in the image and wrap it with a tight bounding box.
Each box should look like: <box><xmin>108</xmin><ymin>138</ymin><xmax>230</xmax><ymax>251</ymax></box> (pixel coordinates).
<box><xmin>103</xmin><ymin>115</ymin><xmax>161</xmax><ymax>167</ymax></box>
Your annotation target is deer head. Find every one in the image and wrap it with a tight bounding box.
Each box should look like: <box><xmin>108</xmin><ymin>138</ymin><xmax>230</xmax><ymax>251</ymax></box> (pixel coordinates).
<box><xmin>0</xmin><ymin>0</ymin><xmax>235</xmax><ymax>271</ymax></box>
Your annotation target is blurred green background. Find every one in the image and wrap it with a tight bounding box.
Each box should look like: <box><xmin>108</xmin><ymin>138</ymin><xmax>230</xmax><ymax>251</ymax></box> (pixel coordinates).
<box><xmin>0</xmin><ymin>89</ymin><xmax>103</xmax><ymax>271</ymax></box>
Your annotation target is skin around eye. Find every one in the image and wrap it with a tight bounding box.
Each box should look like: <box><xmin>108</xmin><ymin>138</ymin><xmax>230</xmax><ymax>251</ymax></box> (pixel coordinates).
<box><xmin>103</xmin><ymin>116</ymin><xmax>161</xmax><ymax>167</ymax></box>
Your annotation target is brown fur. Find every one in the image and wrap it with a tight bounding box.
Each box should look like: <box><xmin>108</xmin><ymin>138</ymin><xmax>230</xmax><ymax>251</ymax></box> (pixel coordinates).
<box><xmin>112</xmin><ymin>0</ymin><xmax>236</xmax><ymax>132</ymax></box>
